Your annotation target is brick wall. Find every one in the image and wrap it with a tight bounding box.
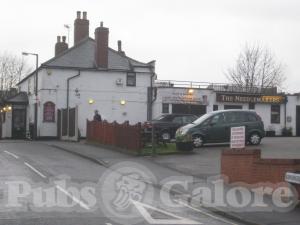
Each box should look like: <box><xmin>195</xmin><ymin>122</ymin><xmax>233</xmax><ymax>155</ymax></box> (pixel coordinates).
<box><xmin>221</xmin><ymin>149</ymin><xmax>300</xmax><ymax>184</ymax></box>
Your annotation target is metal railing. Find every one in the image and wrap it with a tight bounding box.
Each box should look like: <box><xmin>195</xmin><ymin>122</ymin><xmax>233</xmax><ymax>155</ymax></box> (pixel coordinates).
<box><xmin>154</xmin><ymin>80</ymin><xmax>279</xmax><ymax>95</ymax></box>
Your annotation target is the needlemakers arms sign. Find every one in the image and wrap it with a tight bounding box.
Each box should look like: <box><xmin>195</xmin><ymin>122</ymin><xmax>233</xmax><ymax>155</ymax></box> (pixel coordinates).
<box><xmin>216</xmin><ymin>93</ymin><xmax>285</xmax><ymax>104</ymax></box>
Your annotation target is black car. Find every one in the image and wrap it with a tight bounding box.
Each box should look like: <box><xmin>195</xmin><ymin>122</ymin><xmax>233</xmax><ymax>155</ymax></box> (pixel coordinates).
<box><xmin>143</xmin><ymin>114</ymin><xmax>198</xmax><ymax>142</ymax></box>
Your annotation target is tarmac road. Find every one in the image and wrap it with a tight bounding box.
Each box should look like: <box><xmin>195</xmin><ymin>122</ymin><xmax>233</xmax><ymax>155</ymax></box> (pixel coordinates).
<box><xmin>0</xmin><ymin>140</ymin><xmax>245</xmax><ymax>225</ymax></box>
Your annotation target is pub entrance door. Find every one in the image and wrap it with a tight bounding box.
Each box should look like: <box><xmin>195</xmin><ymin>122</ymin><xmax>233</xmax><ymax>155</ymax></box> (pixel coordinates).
<box><xmin>12</xmin><ymin>105</ymin><xmax>26</xmax><ymax>139</ymax></box>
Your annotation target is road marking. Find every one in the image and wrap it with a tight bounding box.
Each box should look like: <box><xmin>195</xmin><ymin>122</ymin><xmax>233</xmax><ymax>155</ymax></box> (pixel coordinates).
<box><xmin>176</xmin><ymin>200</ymin><xmax>238</xmax><ymax>225</ymax></box>
<box><xmin>132</xmin><ymin>200</ymin><xmax>201</xmax><ymax>224</ymax></box>
<box><xmin>56</xmin><ymin>185</ymin><xmax>90</xmax><ymax>210</ymax></box>
<box><xmin>24</xmin><ymin>162</ymin><xmax>47</xmax><ymax>179</ymax></box>
<box><xmin>4</xmin><ymin>150</ymin><xmax>19</xmax><ymax>159</ymax></box>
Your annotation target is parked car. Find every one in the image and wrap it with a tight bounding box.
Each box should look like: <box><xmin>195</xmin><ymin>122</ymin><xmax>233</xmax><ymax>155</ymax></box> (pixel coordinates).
<box><xmin>143</xmin><ymin>114</ymin><xmax>198</xmax><ymax>142</ymax></box>
<box><xmin>175</xmin><ymin>110</ymin><xmax>265</xmax><ymax>151</ymax></box>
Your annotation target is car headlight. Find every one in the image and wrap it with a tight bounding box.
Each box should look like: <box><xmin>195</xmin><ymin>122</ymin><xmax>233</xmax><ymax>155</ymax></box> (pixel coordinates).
<box><xmin>181</xmin><ymin>128</ymin><xmax>189</xmax><ymax>135</ymax></box>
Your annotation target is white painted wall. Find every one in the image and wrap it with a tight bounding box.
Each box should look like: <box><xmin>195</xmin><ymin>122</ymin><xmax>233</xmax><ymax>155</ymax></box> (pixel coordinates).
<box><xmin>1</xmin><ymin>111</ymin><xmax>12</xmax><ymax>138</ymax></box>
<box><xmin>19</xmin><ymin>68</ymin><xmax>152</xmax><ymax>137</ymax></box>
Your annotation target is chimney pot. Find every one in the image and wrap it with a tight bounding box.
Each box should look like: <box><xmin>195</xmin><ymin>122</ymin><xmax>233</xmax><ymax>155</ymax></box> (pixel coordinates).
<box><xmin>74</xmin><ymin>11</ymin><xmax>90</xmax><ymax>45</ymax></box>
<box><xmin>118</xmin><ymin>40</ymin><xmax>122</xmax><ymax>52</ymax></box>
<box><xmin>94</xmin><ymin>23</ymin><xmax>109</xmax><ymax>68</ymax></box>
<box><xmin>83</xmin><ymin>11</ymin><xmax>87</xmax><ymax>19</ymax></box>
<box><xmin>77</xmin><ymin>11</ymin><xmax>81</xmax><ymax>19</ymax></box>
<box><xmin>55</xmin><ymin>35</ymin><xmax>68</xmax><ymax>56</ymax></box>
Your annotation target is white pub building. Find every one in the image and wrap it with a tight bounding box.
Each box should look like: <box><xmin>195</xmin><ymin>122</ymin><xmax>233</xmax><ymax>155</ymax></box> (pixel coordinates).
<box><xmin>1</xmin><ymin>11</ymin><xmax>300</xmax><ymax>139</ymax></box>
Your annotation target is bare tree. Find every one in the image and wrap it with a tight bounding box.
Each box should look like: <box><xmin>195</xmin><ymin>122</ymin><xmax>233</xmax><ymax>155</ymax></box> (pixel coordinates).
<box><xmin>226</xmin><ymin>44</ymin><xmax>285</xmax><ymax>90</ymax></box>
<box><xmin>0</xmin><ymin>52</ymin><xmax>30</xmax><ymax>94</ymax></box>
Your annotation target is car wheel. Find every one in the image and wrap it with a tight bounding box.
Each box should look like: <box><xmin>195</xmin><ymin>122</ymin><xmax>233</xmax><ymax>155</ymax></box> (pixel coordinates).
<box><xmin>248</xmin><ymin>133</ymin><xmax>261</xmax><ymax>145</ymax></box>
<box><xmin>193</xmin><ymin>135</ymin><xmax>204</xmax><ymax>148</ymax></box>
<box><xmin>161</xmin><ymin>131</ymin><xmax>171</xmax><ymax>141</ymax></box>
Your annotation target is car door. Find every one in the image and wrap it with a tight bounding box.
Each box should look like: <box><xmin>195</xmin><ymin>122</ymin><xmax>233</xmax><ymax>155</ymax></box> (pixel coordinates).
<box><xmin>223</xmin><ymin>111</ymin><xmax>245</xmax><ymax>142</ymax></box>
<box><xmin>205</xmin><ymin>113</ymin><xmax>227</xmax><ymax>142</ymax></box>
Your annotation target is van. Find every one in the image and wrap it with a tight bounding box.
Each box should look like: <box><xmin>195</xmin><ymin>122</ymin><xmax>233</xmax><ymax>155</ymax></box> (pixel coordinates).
<box><xmin>175</xmin><ymin>110</ymin><xmax>265</xmax><ymax>151</ymax></box>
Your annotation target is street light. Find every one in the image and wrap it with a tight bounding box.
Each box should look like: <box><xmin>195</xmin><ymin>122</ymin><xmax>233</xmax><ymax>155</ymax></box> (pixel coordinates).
<box><xmin>22</xmin><ymin>52</ymin><xmax>39</xmax><ymax>140</ymax></box>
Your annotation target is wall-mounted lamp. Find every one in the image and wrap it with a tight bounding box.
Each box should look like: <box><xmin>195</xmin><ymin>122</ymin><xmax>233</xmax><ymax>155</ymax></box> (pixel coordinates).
<box><xmin>120</xmin><ymin>100</ymin><xmax>126</xmax><ymax>105</ymax></box>
<box><xmin>188</xmin><ymin>89</ymin><xmax>194</xmax><ymax>94</ymax></box>
<box><xmin>88</xmin><ymin>99</ymin><xmax>95</xmax><ymax>104</ymax></box>
<box><xmin>8</xmin><ymin>106</ymin><xmax>12</xmax><ymax>111</ymax></box>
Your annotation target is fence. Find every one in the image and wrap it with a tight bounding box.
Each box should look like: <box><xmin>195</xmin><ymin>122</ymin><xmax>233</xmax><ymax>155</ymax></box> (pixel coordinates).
<box><xmin>86</xmin><ymin>120</ymin><xmax>143</xmax><ymax>153</ymax></box>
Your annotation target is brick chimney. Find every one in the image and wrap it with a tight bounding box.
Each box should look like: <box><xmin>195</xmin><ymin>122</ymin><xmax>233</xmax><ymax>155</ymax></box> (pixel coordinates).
<box><xmin>74</xmin><ymin>11</ymin><xmax>89</xmax><ymax>45</ymax></box>
<box><xmin>94</xmin><ymin>22</ymin><xmax>109</xmax><ymax>68</ymax></box>
<box><xmin>117</xmin><ymin>40</ymin><xmax>125</xmax><ymax>56</ymax></box>
<box><xmin>55</xmin><ymin>36</ymin><xmax>68</xmax><ymax>56</ymax></box>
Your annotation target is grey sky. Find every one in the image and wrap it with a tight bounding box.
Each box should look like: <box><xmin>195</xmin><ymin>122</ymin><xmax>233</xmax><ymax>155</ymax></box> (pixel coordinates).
<box><xmin>1</xmin><ymin>0</ymin><xmax>300</xmax><ymax>92</ymax></box>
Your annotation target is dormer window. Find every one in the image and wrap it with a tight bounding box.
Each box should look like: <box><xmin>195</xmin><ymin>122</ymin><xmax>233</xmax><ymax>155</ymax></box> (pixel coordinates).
<box><xmin>126</xmin><ymin>72</ymin><xmax>136</xmax><ymax>87</ymax></box>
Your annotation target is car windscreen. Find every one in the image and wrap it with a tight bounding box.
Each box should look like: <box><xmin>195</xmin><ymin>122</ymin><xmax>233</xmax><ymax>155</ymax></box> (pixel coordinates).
<box><xmin>192</xmin><ymin>113</ymin><xmax>214</xmax><ymax>125</ymax></box>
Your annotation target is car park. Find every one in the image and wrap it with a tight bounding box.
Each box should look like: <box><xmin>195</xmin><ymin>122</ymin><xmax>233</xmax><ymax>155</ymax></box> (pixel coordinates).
<box><xmin>175</xmin><ymin>110</ymin><xmax>265</xmax><ymax>151</ymax></box>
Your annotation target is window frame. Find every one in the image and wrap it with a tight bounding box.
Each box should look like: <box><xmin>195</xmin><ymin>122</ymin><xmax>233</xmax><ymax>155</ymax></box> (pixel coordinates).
<box><xmin>271</xmin><ymin>104</ymin><xmax>280</xmax><ymax>124</ymax></box>
<box><xmin>126</xmin><ymin>72</ymin><xmax>136</xmax><ymax>87</ymax></box>
<box><xmin>249</xmin><ymin>103</ymin><xmax>255</xmax><ymax>110</ymax></box>
<box><xmin>43</xmin><ymin>101</ymin><xmax>55</xmax><ymax>123</ymax></box>
<box><xmin>162</xmin><ymin>103</ymin><xmax>169</xmax><ymax>114</ymax></box>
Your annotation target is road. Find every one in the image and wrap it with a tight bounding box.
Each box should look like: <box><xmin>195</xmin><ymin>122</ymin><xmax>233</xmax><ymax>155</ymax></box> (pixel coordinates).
<box><xmin>0</xmin><ymin>140</ymin><xmax>245</xmax><ymax>225</ymax></box>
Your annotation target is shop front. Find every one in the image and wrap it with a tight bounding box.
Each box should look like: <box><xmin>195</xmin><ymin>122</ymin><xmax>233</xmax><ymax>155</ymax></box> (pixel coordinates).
<box><xmin>0</xmin><ymin>92</ymin><xmax>28</xmax><ymax>139</ymax></box>
<box><xmin>153</xmin><ymin>87</ymin><xmax>213</xmax><ymax>118</ymax></box>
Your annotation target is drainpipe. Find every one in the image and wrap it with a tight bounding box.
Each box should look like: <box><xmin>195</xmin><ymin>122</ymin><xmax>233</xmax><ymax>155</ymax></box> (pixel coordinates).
<box><xmin>284</xmin><ymin>95</ymin><xmax>287</xmax><ymax>129</ymax></box>
<box><xmin>66</xmin><ymin>70</ymin><xmax>81</xmax><ymax>136</ymax></box>
<box><xmin>148</xmin><ymin>66</ymin><xmax>157</xmax><ymax>121</ymax></box>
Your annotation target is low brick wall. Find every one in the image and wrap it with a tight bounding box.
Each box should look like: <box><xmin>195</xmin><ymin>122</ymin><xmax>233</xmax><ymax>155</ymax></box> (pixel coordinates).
<box><xmin>221</xmin><ymin>149</ymin><xmax>300</xmax><ymax>184</ymax></box>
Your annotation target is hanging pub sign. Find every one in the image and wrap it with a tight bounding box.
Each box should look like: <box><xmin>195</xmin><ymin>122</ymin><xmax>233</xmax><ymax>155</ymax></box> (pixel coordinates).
<box><xmin>216</xmin><ymin>93</ymin><xmax>285</xmax><ymax>104</ymax></box>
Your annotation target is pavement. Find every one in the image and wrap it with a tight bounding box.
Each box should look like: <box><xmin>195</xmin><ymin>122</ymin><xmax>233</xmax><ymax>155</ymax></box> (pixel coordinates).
<box><xmin>0</xmin><ymin>138</ymin><xmax>299</xmax><ymax>225</ymax></box>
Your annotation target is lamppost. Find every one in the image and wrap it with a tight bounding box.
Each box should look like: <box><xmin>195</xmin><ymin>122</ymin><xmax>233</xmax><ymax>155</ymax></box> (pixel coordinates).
<box><xmin>22</xmin><ymin>52</ymin><xmax>39</xmax><ymax>140</ymax></box>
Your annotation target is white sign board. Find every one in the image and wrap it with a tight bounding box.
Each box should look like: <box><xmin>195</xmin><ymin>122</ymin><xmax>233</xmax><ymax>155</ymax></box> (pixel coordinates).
<box><xmin>230</xmin><ymin>126</ymin><xmax>245</xmax><ymax>149</ymax></box>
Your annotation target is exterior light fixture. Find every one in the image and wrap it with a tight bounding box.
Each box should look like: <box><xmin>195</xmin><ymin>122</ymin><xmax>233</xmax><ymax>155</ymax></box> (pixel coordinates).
<box><xmin>0</xmin><ymin>110</ymin><xmax>2</xmax><ymax>113</ymax></box>
<box><xmin>88</xmin><ymin>99</ymin><xmax>95</xmax><ymax>104</ymax></box>
<box><xmin>188</xmin><ymin>89</ymin><xmax>194</xmax><ymax>94</ymax></box>
<box><xmin>8</xmin><ymin>106</ymin><xmax>12</xmax><ymax>111</ymax></box>
<box><xmin>120</xmin><ymin>100</ymin><xmax>126</xmax><ymax>105</ymax></box>
<box><xmin>3</xmin><ymin>107</ymin><xmax>7</xmax><ymax>112</ymax></box>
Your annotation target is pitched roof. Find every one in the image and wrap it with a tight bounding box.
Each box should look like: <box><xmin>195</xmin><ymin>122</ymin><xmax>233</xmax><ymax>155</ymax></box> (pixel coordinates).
<box><xmin>42</xmin><ymin>37</ymin><xmax>151</xmax><ymax>70</ymax></box>
<box><xmin>18</xmin><ymin>37</ymin><xmax>154</xmax><ymax>85</ymax></box>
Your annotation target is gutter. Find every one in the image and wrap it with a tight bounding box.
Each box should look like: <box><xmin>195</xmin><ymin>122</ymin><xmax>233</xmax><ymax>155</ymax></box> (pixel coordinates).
<box><xmin>66</xmin><ymin>70</ymin><xmax>81</xmax><ymax>137</ymax></box>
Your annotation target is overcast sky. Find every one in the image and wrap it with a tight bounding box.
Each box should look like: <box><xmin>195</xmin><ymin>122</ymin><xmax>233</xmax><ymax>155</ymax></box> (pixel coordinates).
<box><xmin>1</xmin><ymin>0</ymin><xmax>300</xmax><ymax>92</ymax></box>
